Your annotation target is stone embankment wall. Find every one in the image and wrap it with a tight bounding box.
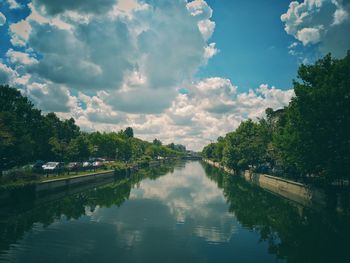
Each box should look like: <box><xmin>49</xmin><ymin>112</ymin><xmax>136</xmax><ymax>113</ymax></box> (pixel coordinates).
<box><xmin>36</xmin><ymin>159</ymin><xmax>173</xmax><ymax>193</ymax></box>
<box><xmin>203</xmin><ymin>159</ymin><xmax>326</xmax><ymax>208</ymax></box>
<box><xmin>36</xmin><ymin>170</ymin><xmax>115</xmax><ymax>192</ymax></box>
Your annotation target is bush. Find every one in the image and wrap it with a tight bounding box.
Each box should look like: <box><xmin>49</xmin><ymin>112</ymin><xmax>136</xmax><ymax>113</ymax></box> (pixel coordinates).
<box><xmin>1</xmin><ymin>168</ymin><xmax>38</xmax><ymax>183</ymax></box>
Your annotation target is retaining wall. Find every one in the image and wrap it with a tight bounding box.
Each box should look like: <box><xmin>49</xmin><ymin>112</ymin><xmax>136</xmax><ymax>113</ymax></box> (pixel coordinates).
<box><xmin>203</xmin><ymin>159</ymin><xmax>326</xmax><ymax>208</ymax></box>
<box><xmin>36</xmin><ymin>170</ymin><xmax>116</xmax><ymax>192</ymax></box>
<box><xmin>36</xmin><ymin>159</ymin><xmax>175</xmax><ymax>193</ymax></box>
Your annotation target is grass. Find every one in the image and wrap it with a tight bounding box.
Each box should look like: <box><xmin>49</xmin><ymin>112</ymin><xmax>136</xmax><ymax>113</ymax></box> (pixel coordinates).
<box><xmin>0</xmin><ymin>168</ymin><xmax>114</xmax><ymax>189</ymax></box>
<box><xmin>0</xmin><ymin>158</ymin><xmax>169</xmax><ymax>189</ymax></box>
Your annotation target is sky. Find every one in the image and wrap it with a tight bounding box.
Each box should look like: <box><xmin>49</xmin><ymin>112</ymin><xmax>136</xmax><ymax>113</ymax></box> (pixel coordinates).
<box><xmin>0</xmin><ymin>0</ymin><xmax>349</xmax><ymax>150</ymax></box>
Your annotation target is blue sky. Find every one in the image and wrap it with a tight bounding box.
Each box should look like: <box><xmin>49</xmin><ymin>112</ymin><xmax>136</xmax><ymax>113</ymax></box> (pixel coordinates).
<box><xmin>0</xmin><ymin>0</ymin><xmax>349</xmax><ymax>150</ymax></box>
<box><xmin>0</xmin><ymin>0</ymin><xmax>29</xmax><ymax>51</ymax></box>
<box><xmin>199</xmin><ymin>0</ymin><xmax>300</xmax><ymax>90</ymax></box>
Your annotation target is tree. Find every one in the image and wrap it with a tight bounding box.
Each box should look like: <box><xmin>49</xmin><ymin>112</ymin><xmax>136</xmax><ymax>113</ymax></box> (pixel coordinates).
<box><xmin>153</xmin><ymin>138</ymin><xmax>162</xmax><ymax>146</ymax></box>
<box><xmin>0</xmin><ymin>85</ymin><xmax>187</xmax><ymax>173</ymax></box>
<box><xmin>146</xmin><ymin>144</ymin><xmax>162</xmax><ymax>158</ymax></box>
<box><xmin>67</xmin><ymin>135</ymin><xmax>91</xmax><ymax>161</ymax></box>
<box><xmin>273</xmin><ymin>52</ymin><xmax>350</xmax><ymax>180</ymax></box>
<box><xmin>49</xmin><ymin>137</ymin><xmax>68</xmax><ymax>161</ymax></box>
<box><xmin>124</xmin><ymin>127</ymin><xmax>134</xmax><ymax>138</ymax></box>
<box><xmin>203</xmin><ymin>52</ymin><xmax>350</xmax><ymax>183</ymax></box>
<box><xmin>0</xmin><ymin>85</ymin><xmax>43</xmax><ymax>169</ymax></box>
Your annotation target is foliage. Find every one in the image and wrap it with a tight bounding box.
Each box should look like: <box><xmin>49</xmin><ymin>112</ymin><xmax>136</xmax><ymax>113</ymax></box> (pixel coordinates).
<box><xmin>153</xmin><ymin>138</ymin><xmax>162</xmax><ymax>146</ymax></box>
<box><xmin>202</xmin><ymin>52</ymin><xmax>350</xmax><ymax>183</ymax></box>
<box><xmin>123</xmin><ymin>127</ymin><xmax>134</xmax><ymax>138</ymax></box>
<box><xmin>0</xmin><ymin>85</ymin><xmax>184</xmax><ymax>175</ymax></box>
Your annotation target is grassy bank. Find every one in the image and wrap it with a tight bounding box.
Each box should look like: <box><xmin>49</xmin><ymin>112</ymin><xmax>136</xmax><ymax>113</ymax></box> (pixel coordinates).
<box><xmin>0</xmin><ymin>158</ymin><xmax>175</xmax><ymax>190</ymax></box>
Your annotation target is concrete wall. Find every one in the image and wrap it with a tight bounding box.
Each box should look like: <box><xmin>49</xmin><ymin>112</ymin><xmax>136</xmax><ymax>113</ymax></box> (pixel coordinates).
<box><xmin>35</xmin><ymin>158</ymin><xmax>177</xmax><ymax>193</ymax></box>
<box><xmin>202</xmin><ymin>159</ymin><xmax>326</xmax><ymax>208</ymax></box>
<box><xmin>36</xmin><ymin>171</ymin><xmax>115</xmax><ymax>192</ymax></box>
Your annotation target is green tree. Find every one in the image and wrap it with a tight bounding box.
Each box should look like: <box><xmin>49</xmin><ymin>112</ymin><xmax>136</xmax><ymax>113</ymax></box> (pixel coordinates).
<box><xmin>124</xmin><ymin>127</ymin><xmax>134</xmax><ymax>138</ymax></box>
<box><xmin>274</xmin><ymin>52</ymin><xmax>350</xmax><ymax>180</ymax></box>
<box><xmin>153</xmin><ymin>138</ymin><xmax>162</xmax><ymax>146</ymax></box>
<box><xmin>67</xmin><ymin>134</ymin><xmax>92</xmax><ymax>161</ymax></box>
<box><xmin>0</xmin><ymin>85</ymin><xmax>43</xmax><ymax>169</ymax></box>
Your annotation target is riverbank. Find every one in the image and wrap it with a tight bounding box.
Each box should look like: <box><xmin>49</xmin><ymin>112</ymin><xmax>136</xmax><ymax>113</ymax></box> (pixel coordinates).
<box><xmin>0</xmin><ymin>158</ymin><xmax>177</xmax><ymax>190</ymax></box>
<box><xmin>0</xmin><ymin>159</ymin><xmax>179</xmax><ymax>209</ymax></box>
<box><xmin>1</xmin><ymin>161</ymin><xmax>349</xmax><ymax>263</ymax></box>
<box><xmin>202</xmin><ymin>158</ymin><xmax>330</xmax><ymax>210</ymax></box>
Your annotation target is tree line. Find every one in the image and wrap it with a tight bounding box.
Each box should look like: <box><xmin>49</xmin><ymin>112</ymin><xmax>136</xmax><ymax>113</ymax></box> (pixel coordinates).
<box><xmin>0</xmin><ymin>85</ymin><xmax>186</xmax><ymax>173</ymax></box>
<box><xmin>202</xmin><ymin>52</ymin><xmax>350</xmax><ymax>183</ymax></box>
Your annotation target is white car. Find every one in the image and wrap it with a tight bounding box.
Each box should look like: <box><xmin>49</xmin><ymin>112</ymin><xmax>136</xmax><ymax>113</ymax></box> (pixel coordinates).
<box><xmin>42</xmin><ymin>162</ymin><xmax>63</xmax><ymax>171</ymax></box>
<box><xmin>92</xmin><ymin>161</ymin><xmax>104</xmax><ymax>168</ymax></box>
<box><xmin>83</xmin><ymin>161</ymin><xmax>93</xmax><ymax>169</ymax></box>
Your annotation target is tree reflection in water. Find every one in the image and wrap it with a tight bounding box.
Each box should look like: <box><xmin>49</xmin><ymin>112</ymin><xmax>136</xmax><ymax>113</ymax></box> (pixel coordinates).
<box><xmin>1</xmin><ymin>162</ymin><xmax>349</xmax><ymax>263</ymax></box>
<box><xmin>0</xmin><ymin>165</ymin><xmax>175</xmax><ymax>256</ymax></box>
<box><xmin>203</xmin><ymin>163</ymin><xmax>350</xmax><ymax>263</ymax></box>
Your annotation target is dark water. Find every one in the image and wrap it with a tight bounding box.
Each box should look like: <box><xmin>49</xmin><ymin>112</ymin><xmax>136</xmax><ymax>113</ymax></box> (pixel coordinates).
<box><xmin>0</xmin><ymin>161</ymin><xmax>349</xmax><ymax>263</ymax></box>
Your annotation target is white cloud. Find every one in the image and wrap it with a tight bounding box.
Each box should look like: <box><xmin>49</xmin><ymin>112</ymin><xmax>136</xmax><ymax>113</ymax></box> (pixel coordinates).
<box><xmin>12</xmin><ymin>76</ymin><xmax>77</xmax><ymax>113</ymax></box>
<box><xmin>7</xmin><ymin>0</ymin><xmax>21</xmax><ymax>9</ymax></box>
<box><xmin>197</xmin><ymin>19</ymin><xmax>215</xmax><ymax>41</ymax></box>
<box><xmin>187</xmin><ymin>0</ymin><xmax>213</xmax><ymax>20</ymax></box>
<box><xmin>8</xmin><ymin>0</ymin><xmax>217</xmax><ymax>111</ymax></box>
<box><xmin>0</xmin><ymin>12</ymin><xmax>6</xmax><ymax>26</ymax></box>
<box><xmin>3</xmin><ymin>0</ymin><xmax>295</xmax><ymax>151</ymax></box>
<box><xmin>296</xmin><ymin>27</ymin><xmax>322</xmax><ymax>45</ymax></box>
<box><xmin>128</xmin><ymin>162</ymin><xmax>237</xmax><ymax>243</ymax></box>
<box><xmin>281</xmin><ymin>0</ymin><xmax>350</xmax><ymax>57</ymax></box>
<box><xmin>78</xmin><ymin>92</ymin><xmax>126</xmax><ymax>124</ymax></box>
<box><xmin>203</xmin><ymin>43</ymin><xmax>218</xmax><ymax>62</ymax></box>
<box><xmin>6</xmin><ymin>49</ymin><xmax>38</xmax><ymax>65</ymax></box>
<box><xmin>187</xmin><ymin>0</ymin><xmax>216</xmax><ymax>41</ymax></box>
<box><xmin>9</xmin><ymin>19</ymin><xmax>31</xmax><ymax>46</ymax></box>
<box><xmin>110</xmin><ymin>0</ymin><xmax>149</xmax><ymax>18</ymax></box>
<box><xmin>33</xmin><ymin>0</ymin><xmax>117</xmax><ymax>16</ymax></box>
<box><xmin>333</xmin><ymin>7</ymin><xmax>348</xmax><ymax>25</ymax></box>
<box><xmin>115</xmin><ymin>78</ymin><xmax>294</xmax><ymax>150</ymax></box>
<box><xmin>0</xmin><ymin>63</ymin><xmax>17</xmax><ymax>84</ymax></box>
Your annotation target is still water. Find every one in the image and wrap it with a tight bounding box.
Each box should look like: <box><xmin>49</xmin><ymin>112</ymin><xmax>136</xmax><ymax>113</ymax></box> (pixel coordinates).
<box><xmin>0</xmin><ymin>161</ymin><xmax>349</xmax><ymax>263</ymax></box>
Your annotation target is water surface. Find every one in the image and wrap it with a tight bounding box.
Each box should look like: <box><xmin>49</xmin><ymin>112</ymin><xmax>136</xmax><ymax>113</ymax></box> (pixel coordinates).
<box><xmin>0</xmin><ymin>161</ymin><xmax>349</xmax><ymax>262</ymax></box>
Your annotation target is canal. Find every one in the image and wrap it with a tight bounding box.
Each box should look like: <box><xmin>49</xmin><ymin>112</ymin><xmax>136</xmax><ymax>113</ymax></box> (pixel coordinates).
<box><xmin>0</xmin><ymin>161</ymin><xmax>349</xmax><ymax>262</ymax></box>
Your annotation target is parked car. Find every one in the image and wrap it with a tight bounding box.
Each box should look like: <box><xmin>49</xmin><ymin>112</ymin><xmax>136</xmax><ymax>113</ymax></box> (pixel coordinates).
<box><xmin>32</xmin><ymin>160</ymin><xmax>45</xmax><ymax>172</ymax></box>
<box><xmin>82</xmin><ymin>161</ymin><xmax>93</xmax><ymax>170</ymax></box>
<box><xmin>92</xmin><ymin>161</ymin><xmax>104</xmax><ymax>169</ymax></box>
<box><xmin>42</xmin><ymin>162</ymin><xmax>64</xmax><ymax>174</ymax></box>
<box><xmin>66</xmin><ymin>162</ymin><xmax>82</xmax><ymax>173</ymax></box>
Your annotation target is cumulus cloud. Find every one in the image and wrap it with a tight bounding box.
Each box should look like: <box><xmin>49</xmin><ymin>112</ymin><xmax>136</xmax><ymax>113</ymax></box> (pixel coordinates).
<box><xmin>33</xmin><ymin>0</ymin><xmax>117</xmax><ymax>16</ymax></box>
<box><xmin>78</xmin><ymin>92</ymin><xmax>126</xmax><ymax>124</ymax></box>
<box><xmin>128</xmin><ymin>162</ymin><xmax>237</xmax><ymax>242</ymax></box>
<box><xmin>7</xmin><ymin>0</ymin><xmax>21</xmax><ymax>9</ymax></box>
<box><xmin>2</xmin><ymin>0</ymin><xmax>295</xmax><ymax>150</ymax></box>
<box><xmin>281</xmin><ymin>0</ymin><xmax>350</xmax><ymax>57</ymax></box>
<box><xmin>26</xmin><ymin>82</ymin><xmax>77</xmax><ymax>112</ymax></box>
<box><xmin>0</xmin><ymin>12</ymin><xmax>6</xmax><ymax>26</ymax></box>
<box><xmin>0</xmin><ymin>63</ymin><xmax>17</xmax><ymax>84</ymax></box>
<box><xmin>7</xmin><ymin>0</ymin><xmax>217</xmax><ymax>114</ymax></box>
<box><xmin>187</xmin><ymin>0</ymin><xmax>213</xmax><ymax>19</ymax></box>
<box><xmin>109</xmin><ymin>78</ymin><xmax>294</xmax><ymax>150</ymax></box>
<box><xmin>12</xmin><ymin>74</ymin><xmax>77</xmax><ymax>112</ymax></box>
<box><xmin>203</xmin><ymin>43</ymin><xmax>218</xmax><ymax>62</ymax></box>
<box><xmin>6</xmin><ymin>49</ymin><xmax>38</xmax><ymax>65</ymax></box>
<box><xmin>296</xmin><ymin>27</ymin><xmax>322</xmax><ymax>45</ymax></box>
<box><xmin>27</xmin><ymin>20</ymin><xmax>132</xmax><ymax>90</ymax></box>
<box><xmin>187</xmin><ymin>0</ymin><xmax>215</xmax><ymax>39</ymax></box>
<box><xmin>9</xmin><ymin>19</ymin><xmax>31</xmax><ymax>46</ymax></box>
